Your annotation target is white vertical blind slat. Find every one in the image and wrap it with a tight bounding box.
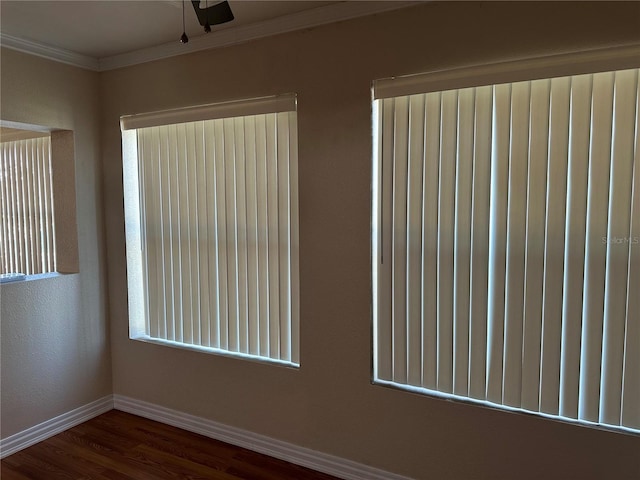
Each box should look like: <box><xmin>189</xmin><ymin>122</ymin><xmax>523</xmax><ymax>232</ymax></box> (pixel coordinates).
<box><xmin>30</xmin><ymin>141</ymin><xmax>40</xmax><ymax>273</ymax></box>
<box><xmin>224</xmin><ymin>118</ymin><xmax>239</xmax><ymax>351</ymax></box>
<box><xmin>559</xmin><ymin>74</ymin><xmax>592</xmax><ymax>420</ymax></box>
<box><xmin>377</xmin><ymin>98</ymin><xmax>395</xmax><ymax>382</ymax></box>
<box><xmin>205</xmin><ymin>120</ymin><xmax>219</xmax><ymax>348</ymax></box>
<box><xmin>579</xmin><ymin>71</ymin><xmax>614</xmax><ymax>422</ymax></box>
<box><xmin>486</xmin><ymin>83</ymin><xmax>511</xmax><ymax>404</ymax></box>
<box><xmin>453</xmin><ymin>87</ymin><xmax>474</xmax><ymax>396</ymax></box>
<box><xmin>37</xmin><ymin>140</ymin><xmax>45</xmax><ymax>272</ymax></box>
<box><xmin>255</xmin><ymin>115</ymin><xmax>270</xmax><ymax>357</ymax></box>
<box><xmin>29</xmin><ymin>141</ymin><xmax>38</xmax><ymax>273</ymax></box>
<box><xmin>30</xmin><ymin>141</ymin><xmax>39</xmax><ymax>273</ymax></box>
<box><xmin>36</xmin><ymin>140</ymin><xmax>45</xmax><ymax>272</ymax></box>
<box><xmin>214</xmin><ymin>119</ymin><xmax>229</xmax><ymax>350</ymax></box>
<box><xmin>392</xmin><ymin>95</ymin><xmax>409</xmax><ymax>384</ymax></box>
<box><xmin>503</xmin><ymin>80</ymin><xmax>531</xmax><ymax>408</ymax></box>
<box><xmin>138</xmin><ymin>130</ymin><xmax>151</xmax><ymax>338</ymax></box>
<box><xmin>178</xmin><ymin>124</ymin><xmax>193</xmax><ymax>344</ymax></box>
<box><xmin>234</xmin><ymin>117</ymin><xmax>249</xmax><ymax>354</ymax></box>
<box><xmin>34</xmin><ymin>138</ymin><xmax>47</xmax><ymax>272</ymax></box>
<box><xmin>407</xmin><ymin>94</ymin><xmax>425</xmax><ymax>386</ymax></box>
<box><xmin>421</xmin><ymin>93</ymin><xmax>440</xmax><ymax>390</ymax></box>
<box><xmin>521</xmin><ymin>78</ymin><xmax>551</xmax><ymax>411</ymax></box>
<box><xmin>156</xmin><ymin>127</ymin><xmax>168</xmax><ymax>341</ymax></box>
<box><xmin>18</xmin><ymin>143</ymin><xmax>27</xmax><ymax>273</ymax></box>
<box><xmin>139</xmin><ymin>129</ymin><xmax>155</xmax><ymax>338</ymax></box>
<box><xmin>186</xmin><ymin>122</ymin><xmax>201</xmax><ymax>346</ymax></box>
<box><xmin>154</xmin><ymin>127</ymin><xmax>165</xmax><ymax>338</ymax></box>
<box><xmin>437</xmin><ymin>90</ymin><xmax>458</xmax><ymax>394</ymax></box>
<box><xmin>25</xmin><ymin>141</ymin><xmax>34</xmax><ymax>274</ymax></box>
<box><xmin>539</xmin><ymin>77</ymin><xmax>571</xmax><ymax>415</ymax></box>
<box><xmin>244</xmin><ymin>116</ymin><xmax>260</xmax><ymax>355</ymax></box>
<box><xmin>36</xmin><ymin>139</ymin><xmax>44</xmax><ymax>271</ymax></box>
<box><xmin>599</xmin><ymin>70</ymin><xmax>638</xmax><ymax>425</ymax></box>
<box><xmin>34</xmin><ymin>140</ymin><xmax>42</xmax><ymax>272</ymax></box>
<box><xmin>6</xmin><ymin>144</ymin><xmax>13</xmax><ymax>271</ymax></box>
<box><xmin>277</xmin><ymin>112</ymin><xmax>291</xmax><ymax>362</ymax></box>
<box><xmin>170</xmin><ymin>126</ymin><xmax>182</xmax><ymax>342</ymax></box>
<box><xmin>265</xmin><ymin>113</ymin><xmax>281</xmax><ymax>358</ymax></box>
<box><xmin>18</xmin><ymin>141</ymin><xmax>26</xmax><ymax>272</ymax></box>
<box><xmin>468</xmin><ymin>85</ymin><xmax>492</xmax><ymax>400</ymax></box>
<box><xmin>195</xmin><ymin>121</ymin><xmax>210</xmax><ymax>347</ymax></box>
<box><xmin>10</xmin><ymin>143</ymin><xmax>19</xmax><ymax>272</ymax></box>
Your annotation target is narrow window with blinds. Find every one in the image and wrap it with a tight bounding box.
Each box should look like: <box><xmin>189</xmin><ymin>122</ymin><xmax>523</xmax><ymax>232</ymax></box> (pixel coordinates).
<box><xmin>373</xmin><ymin>57</ymin><xmax>640</xmax><ymax>432</ymax></box>
<box><xmin>121</xmin><ymin>94</ymin><xmax>299</xmax><ymax>366</ymax></box>
<box><xmin>0</xmin><ymin>135</ymin><xmax>57</xmax><ymax>281</ymax></box>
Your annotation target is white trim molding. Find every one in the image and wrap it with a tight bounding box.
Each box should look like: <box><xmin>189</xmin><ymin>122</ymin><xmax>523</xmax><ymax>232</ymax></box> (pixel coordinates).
<box><xmin>1</xmin><ymin>393</ymin><xmax>413</xmax><ymax>479</ymax></box>
<box><xmin>0</xmin><ymin>33</ymin><xmax>100</xmax><ymax>71</ymax></box>
<box><xmin>1</xmin><ymin>2</ymin><xmax>417</xmax><ymax>72</ymax></box>
<box><xmin>0</xmin><ymin>395</ymin><xmax>114</xmax><ymax>459</ymax></box>
<box><xmin>113</xmin><ymin>395</ymin><xmax>414</xmax><ymax>480</ymax></box>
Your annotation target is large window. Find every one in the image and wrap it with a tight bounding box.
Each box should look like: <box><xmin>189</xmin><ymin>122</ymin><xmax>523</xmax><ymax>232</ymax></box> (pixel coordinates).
<box><xmin>121</xmin><ymin>94</ymin><xmax>299</xmax><ymax>366</ymax></box>
<box><xmin>372</xmin><ymin>49</ymin><xmax>639</xmax><ymax>432</ymax></box>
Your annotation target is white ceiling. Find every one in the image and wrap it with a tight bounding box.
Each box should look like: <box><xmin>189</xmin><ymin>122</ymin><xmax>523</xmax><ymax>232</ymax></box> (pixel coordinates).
<box><xmin>0</xmin><ymin>1</ymin><xmax>416</xmax><ymax>70</ymax></box>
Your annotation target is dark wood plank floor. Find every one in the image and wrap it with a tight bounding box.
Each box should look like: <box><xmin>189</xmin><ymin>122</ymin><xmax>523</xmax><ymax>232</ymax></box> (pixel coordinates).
<box><xmin>1</xmin><ymin>410</ymin><xmax>340</xmax><ymax>480</ymax></box>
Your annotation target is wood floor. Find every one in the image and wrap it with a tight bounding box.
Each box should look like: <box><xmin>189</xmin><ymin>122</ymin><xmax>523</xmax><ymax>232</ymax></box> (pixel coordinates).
<box><xmin>1</xmin><ymin>410</ymin><xmax>340</xmax><ymax>480</ymax></box>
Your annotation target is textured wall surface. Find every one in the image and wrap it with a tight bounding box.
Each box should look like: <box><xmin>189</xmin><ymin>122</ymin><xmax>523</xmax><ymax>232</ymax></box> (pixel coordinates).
<box><xmin>0</xmin><ymin>49</ymin><xmax>112</xmax><ymax>437</ymax></box>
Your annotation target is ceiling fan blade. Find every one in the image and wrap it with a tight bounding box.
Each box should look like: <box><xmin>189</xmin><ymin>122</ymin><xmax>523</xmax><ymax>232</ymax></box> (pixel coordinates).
<box><xmin>190</xmin><ymin>1</ymin><xmax>234</xmax><ymax>27</ymax></box>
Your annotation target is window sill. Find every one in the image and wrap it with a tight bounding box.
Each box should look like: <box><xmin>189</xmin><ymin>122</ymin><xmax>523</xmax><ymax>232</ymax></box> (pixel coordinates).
<box><xmin>0</xmin><ymin>272</ymin><xmax>66</xmax><ymax>284</ymax></box>
<box><xmin>130</xmin><ymin>334</ymin><xmax>300</xmax><ymax>369</ymax></box>
<box><xmin>373</xmin><ymin>378</ymin><xmax>640</xmax><ymax>436</ymax></box>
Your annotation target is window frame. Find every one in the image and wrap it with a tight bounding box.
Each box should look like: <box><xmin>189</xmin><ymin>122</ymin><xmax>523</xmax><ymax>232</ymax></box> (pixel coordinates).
<box><xmin>121</xmin><ymin>94</ymin><xmax>300</xmax><ymax>367</ymax></box>
<box><xmin>0</xmin><ymin>121</ymin><xmax>79</xmax><ymax>282</ymax></box>
<box><xmin>371</xmin><ymin>44</ymin><xmax>640</xmax><ymax>434</ymax></box>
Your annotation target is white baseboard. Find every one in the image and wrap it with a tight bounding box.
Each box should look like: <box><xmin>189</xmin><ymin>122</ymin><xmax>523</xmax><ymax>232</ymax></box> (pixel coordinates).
<box><xmin>0</xmin><ymin>395</ymin><xmax>114</xmax><ymax>459</ymax></box>
<box><xmin>113</xmin><ymin>394</ymin><xmax>413</xmax><ymax>480</ymax></box>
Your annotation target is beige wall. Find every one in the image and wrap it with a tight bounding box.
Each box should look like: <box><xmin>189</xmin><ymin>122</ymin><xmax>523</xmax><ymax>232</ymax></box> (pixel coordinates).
<box><xmin>100</xmin><ymin>3</ymin><xmax>640</xmax><ymax>479</ymax></box>
<box><xmin>0</xmin><ymin>49</ymin><xmax>111</xmax><ymax>437</ymax></box>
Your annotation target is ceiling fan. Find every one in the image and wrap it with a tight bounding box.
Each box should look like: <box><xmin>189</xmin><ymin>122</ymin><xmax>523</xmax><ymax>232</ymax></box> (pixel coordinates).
<box><xmin>180</xmin><ymin>1</ymin><xmax>234</xmax><ymax>43</ymax></box>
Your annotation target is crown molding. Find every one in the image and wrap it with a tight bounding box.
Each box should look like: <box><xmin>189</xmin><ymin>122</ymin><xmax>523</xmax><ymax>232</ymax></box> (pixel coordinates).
<box><xmin>0</xmin><ymin>32</ymin><xmax>100</xmax><ymax>71</ymax></box>
<box><xmin>1</xmin><ymin>2</ymin><xmax>418</xmax><ymax>72</ymax></box>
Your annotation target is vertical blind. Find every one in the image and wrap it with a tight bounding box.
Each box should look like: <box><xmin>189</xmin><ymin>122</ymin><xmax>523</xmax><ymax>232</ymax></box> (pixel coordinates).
<box><xmin>372</xmin><ymin>67</ymin><xmax>640</xmax><ymax>431</ymax></box>
<box><xmin>122</xmin><ymin>95</ymin><xmax>299</xmax><ymax>366</ymax></box>
<box><xmin>0</xmin><ymin>136</ymin><xmax>56</xmax><ymax>276</ymax></box>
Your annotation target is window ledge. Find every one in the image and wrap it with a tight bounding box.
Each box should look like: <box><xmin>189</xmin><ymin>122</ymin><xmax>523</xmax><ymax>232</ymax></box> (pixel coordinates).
<box><xmin>0</xmin><ymin>272</ymin><xmax>67</xmax><ymax>284</ymax></box>
<box><xmin>373</xmin><ymin>379</ymin><xmax>640</xmax><ymax>436</ymax></box>
<box><xmin>130</xmin><ymin>335</ymin><xmax>300</xmax><ymax>369</ymax></box>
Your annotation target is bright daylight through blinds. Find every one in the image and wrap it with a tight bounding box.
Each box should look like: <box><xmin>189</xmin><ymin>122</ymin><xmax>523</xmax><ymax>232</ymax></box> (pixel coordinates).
<box><xmin>1</xmin><ymin>136</ymin><xmax>56</xmax><ymax>277</ymax></box>
<box><xmin>121</xmin><ymin>95</ymin><xmax>299</xmax><ymax>366</ymax></box>
<box><xmin>372</xmin><ymin>67</ymin><xmax>639</xmax><ymax>431</ymax></box>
